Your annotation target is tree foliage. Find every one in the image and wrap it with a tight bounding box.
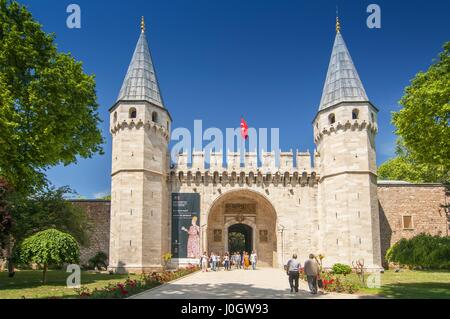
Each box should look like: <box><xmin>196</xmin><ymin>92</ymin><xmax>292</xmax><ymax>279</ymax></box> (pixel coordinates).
<box><xmin>379</xmin><ymin>42</ymin><xmax>450</xmax><ymax>183</ymax></box>
<box><xmin>0</xmin><ymin>185</ymin><xmax>90</xmax><ymax>278</ymax></box>
<box><xmin>0</xmin><ymin>0</ymin><xmax>104</xmax><ymax>193</ymax></box>
<box><xmin>19</xmin><ymin>229</ymin><xmax>79</xmax><ymax>283</ymax></box>
<box><xmin>378</xmin><ymin>141</ymin><xmax>449</xmax><ymax>183</ymax></box>
<box><xmin>8</xmin><ymin>186</ymin><xmax>90</xmax><ymax>246</ymax></box>
<box><xmin>386</xmin><ymin>234</ymin><xmax>450</xmax><ymax>270</ymax></box>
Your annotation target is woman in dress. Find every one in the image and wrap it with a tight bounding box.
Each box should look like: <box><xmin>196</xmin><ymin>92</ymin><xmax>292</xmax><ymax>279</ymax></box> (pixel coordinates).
<box><xmin>244</xmin><ymin>252</ymin><xmax>250</xmax><ymax>270</ymax></box>
<box><xmin>181</xmin><ymin>216</ymin><xmax>200</xmax><ymax>259</ymax></box>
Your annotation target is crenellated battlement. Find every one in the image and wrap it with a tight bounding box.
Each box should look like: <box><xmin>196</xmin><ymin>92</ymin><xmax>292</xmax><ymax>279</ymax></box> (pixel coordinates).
<box><xmin>314</xmin><ymin>119</ymin><xmax>378</xmax><ymax>144</ymax></box>
<box><xmin>170</xmin><ymin>169</ymin><xmax>319</xmax><ymax>187</ymax></box>
<box><xmin>110</xmin><ymin>119</ymin><xmax>171</xmax><ymax>141</ymax></box>
<box><xmin>172</xmin><ymin>149</ymin><xmax>319</xmax><ymax>179</ymax></box>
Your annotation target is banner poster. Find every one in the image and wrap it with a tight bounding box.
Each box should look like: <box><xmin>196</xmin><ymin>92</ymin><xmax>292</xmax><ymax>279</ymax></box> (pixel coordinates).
<box><xmin>171</xmin><ymin>193</ymin><xmax>201</xmax><ymax>259</ymax></box>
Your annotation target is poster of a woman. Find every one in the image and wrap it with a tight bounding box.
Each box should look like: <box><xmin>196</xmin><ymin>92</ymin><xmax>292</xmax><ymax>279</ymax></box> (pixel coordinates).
<box><xmin>181</xmin><ymin>216</ymin><xmax>200</xmax><ymax>259</ymax></box>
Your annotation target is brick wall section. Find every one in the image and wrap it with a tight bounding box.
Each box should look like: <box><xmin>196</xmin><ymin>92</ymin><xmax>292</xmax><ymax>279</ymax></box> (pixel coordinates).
<box><xmin>71</xmin><ymin>200</ymin><xmax>111</xmax><ymax>266</ymax></box>
<box><xmin>378</xmin><ymin>183</ymin><xmax>448</xmax><ymax>265</ymax></box>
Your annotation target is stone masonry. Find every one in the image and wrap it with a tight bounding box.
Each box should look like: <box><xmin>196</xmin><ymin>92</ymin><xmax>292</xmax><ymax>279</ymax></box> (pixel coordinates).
<box><xmin>76</xmin><ymin>184</ymin><xmax>448</xmax><ymax>269</ymax></box>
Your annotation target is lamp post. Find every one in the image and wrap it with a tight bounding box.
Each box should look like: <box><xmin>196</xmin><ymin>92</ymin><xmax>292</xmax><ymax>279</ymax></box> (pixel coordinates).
<box><xmin>278</xmin><ymin>224</ymin><xmax>286</xmax><ymax>267</ymax></box>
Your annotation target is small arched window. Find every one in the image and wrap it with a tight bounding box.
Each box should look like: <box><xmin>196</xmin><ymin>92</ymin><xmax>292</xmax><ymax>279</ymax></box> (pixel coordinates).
<box><xmin>352</xmin><ymin>109</ymin><xmax>359</xmax><ymax>120</ymax></box>
<box><xmin>113</xmin><ymin>112</ymin><xmax>117</xmax><ymax>122</ymax></box>
<box><xmin>328</xmin><ymin>113</ymin><xmax>336</xmax><ymax>125</ymax></box>
<box><xmin>152</xmin><ymin>111</ymin><xmax>158</xmax><ymax>123</ymax></box>
<box><xmin>129</xmin><ymin>108</ymin><xmax>137</xmax><ymax>119</ymax></box>
<box><xmin>371</xmin><ymin>112</ymin><xmax>375</xmax><ymax>122</ymax></box>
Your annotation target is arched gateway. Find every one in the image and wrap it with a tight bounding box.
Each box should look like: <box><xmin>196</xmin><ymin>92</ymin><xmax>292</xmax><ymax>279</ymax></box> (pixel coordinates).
<box><xmin>206</xmin><ymin>190</ymin><xmax>278</xmax><ymax>268</ymax></box>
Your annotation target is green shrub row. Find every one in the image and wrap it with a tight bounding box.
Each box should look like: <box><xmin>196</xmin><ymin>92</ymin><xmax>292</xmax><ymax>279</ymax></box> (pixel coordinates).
<box><xmin>386</xmin><ymin>234</ymin><xmax>450</xmax><ymax>269</ymax></box>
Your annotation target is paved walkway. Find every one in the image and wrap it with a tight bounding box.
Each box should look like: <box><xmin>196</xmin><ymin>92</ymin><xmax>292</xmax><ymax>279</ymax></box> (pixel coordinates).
<box><xmin>131</xmin><ymin>268</ymin><xmax>374</xmax><ymax>299</ymax></box>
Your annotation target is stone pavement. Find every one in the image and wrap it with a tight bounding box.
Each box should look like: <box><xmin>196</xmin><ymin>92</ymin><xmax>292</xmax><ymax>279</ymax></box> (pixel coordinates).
<box><xmin>130</xmin><ymin>268</ymin><xmax>375</xmax><ymax>299</ymax></box>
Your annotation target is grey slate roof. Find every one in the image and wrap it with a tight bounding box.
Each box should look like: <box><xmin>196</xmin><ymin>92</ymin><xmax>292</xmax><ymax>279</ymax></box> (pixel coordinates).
<box><xmin>319</xmin><ymin>32</ymin><xmax>368</xmax><ymax>111</ymax></box>
<box><xmin>117</xmin><ymin>31</ymin><xmax>164</xmax><ymax>107</ymax></box>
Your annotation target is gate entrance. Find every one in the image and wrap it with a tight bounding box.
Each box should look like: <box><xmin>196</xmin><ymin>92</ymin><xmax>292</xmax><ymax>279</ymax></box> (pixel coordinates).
<box><xmin>228</xmin><ymin>224</ymin><xmax>253</xmax><ymax>253</ymax></box>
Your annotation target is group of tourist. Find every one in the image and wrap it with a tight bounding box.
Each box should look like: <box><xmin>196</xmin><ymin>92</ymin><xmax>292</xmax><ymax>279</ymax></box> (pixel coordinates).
<box><xmin>285</xmin><ymin>253</ymin><xmax>321</xmax><ymax>294</ymax></box>
<box><xmin>200</xmin><ymin>251</ymin><xmax>258</xmax><ymax>272</ymax></box>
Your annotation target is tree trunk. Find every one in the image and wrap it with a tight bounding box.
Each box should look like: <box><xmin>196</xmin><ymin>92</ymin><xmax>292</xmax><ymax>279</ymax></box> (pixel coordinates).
<box><xmin>42</xmin><ymin>264</ymin><xmax>48</xmax><ymax>284</ymax></box>
<box><xmin>5</xmin><ymin>238</ymin><xmax>15</xmax><ymax>278</ymax></box>
<box><xmin>7</xmin><ymin>257</ymin><xmax>14</xmax><ymax>275</ymax></box>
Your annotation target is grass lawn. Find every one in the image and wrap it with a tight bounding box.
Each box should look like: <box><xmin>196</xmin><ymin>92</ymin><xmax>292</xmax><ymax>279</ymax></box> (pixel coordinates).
<box><xmin>1</xmin><ymin>269</ymin><xmax>449</xmax><ymax>299</ymax></box>
<box><xmin>0</xmin><ymin>270</ymin><xmax>141</xmax><ymax>299</ymax></box>
<box><xmin>352</xmin><ymin>269</ymin><xmax>450</xmax><ymax>299</ymax></box>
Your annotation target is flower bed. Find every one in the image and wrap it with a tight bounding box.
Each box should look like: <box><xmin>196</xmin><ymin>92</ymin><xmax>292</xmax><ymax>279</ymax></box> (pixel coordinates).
<box><xmin>320</xmin><ymin>271</ymin><xmax>360</xmax><ymax>294</ymax></box>
<box><xmin>300</xmin><ymin>269</ymin><xmax>361</xmax><ymax>294</ymax></box>
<box><xmin>75</xmin><ymin>264</ymin><xmax>199</xmax><ymax>299</ymax></box>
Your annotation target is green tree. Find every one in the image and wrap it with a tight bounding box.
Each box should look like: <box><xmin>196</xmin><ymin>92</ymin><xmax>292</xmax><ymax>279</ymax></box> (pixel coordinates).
<box><xmin>0</xmin><ymin>0</ymin><xmax>104</xmax><ymax>193</ymax></box>
<box><xmin>1</xmin><ymin>185</ymin><xmax>89</xmax><ymax>276</ymax></box>
<box><xmin>9</xmin><ymin>186</ymin><xmax>90</xmax><ymax>245</ymax></box>
<box><xmin>378</xmin><ymin>141</ymin><xmax>449</xmax><ymax>183</ymax></box>
<box><xmin>380</xmin><ymin>42</ymin><xmax>450</xmax><ymax>183</ymax></box>
<box><xmin>19</xmin><ymin>229</ymin><xmax>79</xmax><ymax>283</ymax></box>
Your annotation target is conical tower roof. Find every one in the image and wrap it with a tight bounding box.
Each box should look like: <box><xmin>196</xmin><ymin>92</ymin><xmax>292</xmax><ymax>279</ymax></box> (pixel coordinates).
<box><xmin>117</xmin><ymin>18</ymin><xmax>164</xmax><ymax>107</ymax></box>
<box><xmin>319</xmin><ymin>20</ymin><xmax>368</xmax><ymax>111</ymax></box>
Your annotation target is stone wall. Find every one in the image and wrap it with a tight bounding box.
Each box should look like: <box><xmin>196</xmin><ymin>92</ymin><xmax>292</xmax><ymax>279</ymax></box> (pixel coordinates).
<box><xmin>378</xmin><ymin>183</ymin><xmax>448</xmax><ymax>266</ymax></box>
<box><xmin>71</xmin><ymin>200</ymin><xmax>111</xmax><ymax>266</ymax></box>
<box><xmin>74</xmin><ymin>183</ymin><xmax>448</xmax><ymax>269</ymax></box>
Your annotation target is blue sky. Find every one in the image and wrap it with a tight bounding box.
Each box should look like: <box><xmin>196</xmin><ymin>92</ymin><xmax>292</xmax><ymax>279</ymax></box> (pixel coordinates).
<box><xmin>18</xmin><ymin>0</ymin><xmax>450</xmax><ymax>198</ymax></box>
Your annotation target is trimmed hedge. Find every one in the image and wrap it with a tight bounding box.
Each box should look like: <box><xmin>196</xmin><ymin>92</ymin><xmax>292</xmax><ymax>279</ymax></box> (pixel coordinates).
<box><xmin>386</xmin><ymin>234</ymin><xmax>450</xmax><ymax>269</ymax></box>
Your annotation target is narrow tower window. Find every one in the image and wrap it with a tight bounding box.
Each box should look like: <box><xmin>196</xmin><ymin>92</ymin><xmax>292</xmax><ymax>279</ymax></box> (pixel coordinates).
<box><xmin>152</xmin><ymin>111</ymin><xmax>158</xmax><ymax>123</ymax></box>
<box><xmin>328</xmin><ymin>113</ymin><xmax>336</xmax><ymax>124</ymax></box>
<box><xmin>129</xmin><ymin>107</ymin><xmax>137</xmax><ymax>119</ymax></box>
<box><xmin>371</xmin><ymin>112</ymin><xmax>375</xmax><ymax>122</ymax></box>
<box><xmin>352</xmin><ymin>109</ymin><xmax>359</xmax><ymax>120</ymax></box>
<box><xmin>113</xmin><ymin>112</ymin><xmax>117</xmax><ymax>122</ymax></box>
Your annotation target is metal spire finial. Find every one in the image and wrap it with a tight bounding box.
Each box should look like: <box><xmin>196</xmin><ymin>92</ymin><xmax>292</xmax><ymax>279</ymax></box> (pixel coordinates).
<box><xmin>141</xmin><ymin>16</ymin><xmax>145</xmax><ymax>33</ymax></box>
<box><xmin>336</xmin><ymin>7</ymin><xmax>341</xmax><ymax>33</ymax></box>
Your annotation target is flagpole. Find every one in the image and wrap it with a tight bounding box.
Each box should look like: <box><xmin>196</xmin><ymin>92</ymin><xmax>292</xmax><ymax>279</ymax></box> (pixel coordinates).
<box><xmin>241</xmin><ymin>123</ymin><xmax>245</xmax><ymax>166</ymax></box>
<box><xmin>240</xmin><ymin>116</ymin><xmax>245</xmax><ymax>165</ymax></box>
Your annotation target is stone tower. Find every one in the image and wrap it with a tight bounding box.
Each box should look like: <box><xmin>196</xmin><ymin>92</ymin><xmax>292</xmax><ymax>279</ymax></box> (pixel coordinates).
<box><xmin>109</xmin><ymin>18</ymin><xmax>171</xmax><ymax>273</ymax></box>
<box><xmin>313</xmin><ymin>19</ymin><xmax>382</xmax><ymax>270</ymax></box>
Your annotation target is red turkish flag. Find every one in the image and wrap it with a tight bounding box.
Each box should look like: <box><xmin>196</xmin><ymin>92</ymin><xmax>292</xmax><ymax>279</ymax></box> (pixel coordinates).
<box><xmin>240</xmin><ymin>117</ymin><xmax>249</xmax><ymax>140</ymax></box>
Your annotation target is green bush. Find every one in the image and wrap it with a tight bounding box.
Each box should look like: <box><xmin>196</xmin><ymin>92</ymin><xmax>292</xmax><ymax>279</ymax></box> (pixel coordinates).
<box><xmin>88</xmin><ymin>251</ymin><xmax>108</xmax><ymax>270</ymax></box>
<box><xmin>331</xmin><ymin>263</ymin><xmax>352</xmax><ymax>275</ymax></box>
<box><xmin>386</xmin><ymin>234</ymin><xmax>450</xmax><ymax>269</ymax></box>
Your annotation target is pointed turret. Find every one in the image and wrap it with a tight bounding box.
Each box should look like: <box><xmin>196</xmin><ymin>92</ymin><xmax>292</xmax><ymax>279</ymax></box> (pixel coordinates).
<box><xmin>109</xmin><ymin>18</ymin><xmax>171</xmax><ymax>273</ymax></box>
<box><xmin>318</xmin><ymin>18</ymin><xmax>368</xmax><ymax>111</ymax></box>
<box><xmin>313</xmin><ymin>17</ymin><xmax>382</xmax><ymax>271</ymax></box>
<box><xmin>117</xmin><ymin>17</ymin><xmax>164</xmax><ymax>108</ymax></box>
